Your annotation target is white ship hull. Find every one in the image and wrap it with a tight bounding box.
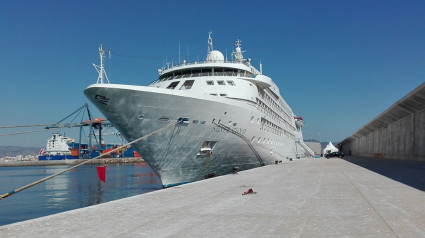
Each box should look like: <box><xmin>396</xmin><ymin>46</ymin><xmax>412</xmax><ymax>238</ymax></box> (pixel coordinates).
<box><xmin>85</xmin><ymin>84</ymin><xmax>301</xmax><ymax>187</ymax></box>
<box><xmin>85</xmin><ymin>35</ymin><xmax>311</xmax><ymax>187</ymax></box>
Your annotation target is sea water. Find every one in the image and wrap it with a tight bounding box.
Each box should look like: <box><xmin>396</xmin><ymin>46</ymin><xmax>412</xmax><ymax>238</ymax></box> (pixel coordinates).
<box><xmin>0</xmin><ymin>163</ymin><xmax>162</xmax><ymax>226</ymax></box>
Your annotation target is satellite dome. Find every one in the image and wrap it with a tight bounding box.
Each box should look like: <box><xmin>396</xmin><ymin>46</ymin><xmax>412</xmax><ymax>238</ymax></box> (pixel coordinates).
<box><xmin>207</xmin><ymin>50</ymin><xmax>224</xmax><ymax>62</ymax></box>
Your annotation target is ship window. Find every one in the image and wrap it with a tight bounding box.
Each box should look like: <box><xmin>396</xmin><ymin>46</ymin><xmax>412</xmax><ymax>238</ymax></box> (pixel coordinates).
<box><xmin>167</xmin><ymin>81</ymin><xmax>180</xmax><ymax>89</ymax></box>
<box><xmin>159</xmin><ymin>73</ymin><xmax>171</xmax><ymax>80</ymax></box>
<box><xmin>180</xmin><ymin>80</ymin><xmax>195</xmax><ymax>90</ymax></box>
<box><xmin>214</xmin><ymin>68</ymin><xmax>224</xmax><ymax>76</ymax></box>
<box><xmin>201</xmin><ymin>68</ymin><xmax>212</xmax><ymax>76</ymax></box>
<box><xmin>217</xmin><ymin>80</ymin><xmax>225</xmax><ymax>85</ymax></box>
<box><xmin>227</xmin><ymin>80</ymin><xmax>235</xmax><ymax>86</ymax></box>
<box><xmin>210</xmin><ymin>93</ymin><xmax>218</xmax><ymax>96</ymax></box>
<box><xmin>206</xmin><ymin>81</ymin><xmax>214</xmax><ymax>85</ymax></box>
<box><xmin>220</xmin><ymin>94</ymin><xmax>227</xmax><ymax>97</ymax></box>
<box><xmin>224</xmin><ymin>68</ymin><xmax>237</xmax><ymax>76</ymax></box>
<box><xmin>192</xmin><ymin>69</ymin><xmax>201</xmax><ymax>76</ymax></box>
<box><xmin>182</xmin><ymin>69</ymin><xmax>191</xmax><ymax>78</ymax></box>
<box><xmin>241</xmin><ymin>70</ymin><xmax>254</xmax><ymax>77</ymax></box>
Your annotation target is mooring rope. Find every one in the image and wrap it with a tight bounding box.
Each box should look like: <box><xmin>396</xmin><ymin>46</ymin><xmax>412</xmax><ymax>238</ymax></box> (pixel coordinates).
<box><xmin>0</xmin><ymin>121</ymin><xmax>87</xmax><ymax>129</ymax></box>
<box><xmin>0</xmin><ymin>128</ymin><xmax>52</xmax><ymax>137</ymax></box>
<box><xmin>0</xmin><ymin>125</ymin><xmax>81</xmax><ymax>137</ymax></box>
<box><xmin>0</xmin><ymin>121</ymin><xmax>109</xmax><ymax>137</ymax></box>
<box><xmin>0</xmin><ymin>121</ymin><xmax>178</xmax><ymax>200</ymax></box>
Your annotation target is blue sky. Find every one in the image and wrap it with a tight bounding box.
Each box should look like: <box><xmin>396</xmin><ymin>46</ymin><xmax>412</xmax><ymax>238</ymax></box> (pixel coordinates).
<box><xmin>1</xmin><ymin>0</ymin><xmax>425</xmax><ymax>147</ymax></box>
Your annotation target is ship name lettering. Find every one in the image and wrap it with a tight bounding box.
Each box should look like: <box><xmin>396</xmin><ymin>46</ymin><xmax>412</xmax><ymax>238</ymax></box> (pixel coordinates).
<box><xmin>212</xmin><ymin>126</ymin><xmax>246</xmax><ymax>135</ymax></box>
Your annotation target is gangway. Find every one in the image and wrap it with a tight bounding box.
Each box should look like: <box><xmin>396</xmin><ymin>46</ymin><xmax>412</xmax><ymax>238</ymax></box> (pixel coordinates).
<box><xmin>296</xmin><ymin>139</ymin><xmax>315</xmax><ymax>156</ymax></box>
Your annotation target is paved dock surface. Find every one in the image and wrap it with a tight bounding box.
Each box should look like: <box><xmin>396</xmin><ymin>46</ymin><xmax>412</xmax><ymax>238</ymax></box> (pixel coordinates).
<box><xmin>2</xmin><ymin>156</ymin><xmax>425</xmax><ymax>237</ymax></box>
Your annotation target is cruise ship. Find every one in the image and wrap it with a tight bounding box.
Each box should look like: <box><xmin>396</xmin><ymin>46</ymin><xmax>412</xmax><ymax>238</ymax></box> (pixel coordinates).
<box><xmin>84</xmin><ymin>33</ymin><xmax>314</xmax><ymax>187</ymax></box>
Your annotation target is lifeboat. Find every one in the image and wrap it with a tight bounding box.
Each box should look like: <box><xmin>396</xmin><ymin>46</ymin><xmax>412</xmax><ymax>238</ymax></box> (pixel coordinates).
<box><xmin>294</xmin><ymin>116</ymin><xmax>304</xmax><ymax>129</ymax></box>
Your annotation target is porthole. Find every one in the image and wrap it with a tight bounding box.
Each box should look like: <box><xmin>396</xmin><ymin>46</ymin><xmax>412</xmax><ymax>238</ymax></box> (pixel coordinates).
<box><xmin>137</xmin><ymin>115</ymin><xmax>144</xmax><ymax>120</ymax></box>
<box><xmin>159</xmin><ymin>116</ymin><xmax>169</xmax><ymax>121</ymax></box>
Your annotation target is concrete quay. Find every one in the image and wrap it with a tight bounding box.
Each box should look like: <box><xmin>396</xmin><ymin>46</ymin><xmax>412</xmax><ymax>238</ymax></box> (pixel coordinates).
<box><xmin>2</xmin><ymin>156</ymin><xmax>425</xmax><ymax>237</ymax></box>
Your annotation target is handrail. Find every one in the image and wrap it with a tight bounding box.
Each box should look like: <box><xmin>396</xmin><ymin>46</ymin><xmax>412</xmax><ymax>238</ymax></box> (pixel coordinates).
<box><xmin>297</xmin><ymin>139</ymin><xmax>315</xmax><ymax>156</ymax></box>
<box><xmin>162</xmin><ymin>59</ymin><xmax>248</xmax><ymax>71</ymax></box>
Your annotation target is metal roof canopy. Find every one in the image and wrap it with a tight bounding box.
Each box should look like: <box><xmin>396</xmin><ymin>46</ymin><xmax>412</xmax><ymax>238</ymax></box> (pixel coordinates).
<box><xmin>342</xmin><ymin>81</ymin><xmax>425</xmax><ymax>144</ymax></box>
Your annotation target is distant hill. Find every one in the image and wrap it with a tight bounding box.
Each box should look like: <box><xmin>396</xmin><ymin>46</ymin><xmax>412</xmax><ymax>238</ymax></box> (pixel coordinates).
<box><xmin>0</xmin><ymin>146</ymin><xmax>40</xmax><ymax>158</ymax></box>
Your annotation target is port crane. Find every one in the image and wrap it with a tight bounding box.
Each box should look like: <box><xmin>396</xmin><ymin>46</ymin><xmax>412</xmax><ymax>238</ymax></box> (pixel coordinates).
<box><xmin>0</xmin><ymin>103</ymin><xmax>119</xmax><ymax>159</ymax></box>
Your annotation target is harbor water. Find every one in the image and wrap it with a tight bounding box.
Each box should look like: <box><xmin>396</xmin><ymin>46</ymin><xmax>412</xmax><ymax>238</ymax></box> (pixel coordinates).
<box><xmin>0</xmin><ymin>163</ymin><xmax>162</xmax><ymax>226</ymax></box>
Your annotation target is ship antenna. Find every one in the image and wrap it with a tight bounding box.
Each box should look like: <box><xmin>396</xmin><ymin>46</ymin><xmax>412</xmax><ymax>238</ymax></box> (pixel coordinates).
<box><xmin>232</xmin><ymin>39</ymin><xmax>245</xmax><ymax>63</ymax></box>
<box><xmin>92</xmin><ymin>44</ymin><xmax>110</xmax><ymax>84</ymax></box>
<box><xmin>208</xmin><ymin>31</ymin><xmax>213</xmax><ymax>54</ymax></box>
<box><xmin>260</xmin><ymin>60</ymin><xmax>263</xmax><ymax>74</ymax></box>
<box><xmin>186</xmin><ymin>44</ymin><xmax>190</xmax><ymax>62</ymax></box>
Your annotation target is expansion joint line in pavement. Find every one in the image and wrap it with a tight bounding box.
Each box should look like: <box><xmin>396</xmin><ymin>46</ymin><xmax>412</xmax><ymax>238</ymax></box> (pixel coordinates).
<box><xmin>339</xmin><ymin>161</ymin><xmax>400</xmax><ymax>238</ymax></box>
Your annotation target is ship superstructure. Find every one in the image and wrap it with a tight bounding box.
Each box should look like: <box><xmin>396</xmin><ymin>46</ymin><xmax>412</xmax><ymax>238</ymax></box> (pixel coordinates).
<box><xmin>38</xmin><ymin>133</ymin><xmax>76</xmax><ymax>160</ymax></box>
<box><xmin>84</xmin><ymin>33</ymin><xmax>313</xmax><ymax>187</ymax></box>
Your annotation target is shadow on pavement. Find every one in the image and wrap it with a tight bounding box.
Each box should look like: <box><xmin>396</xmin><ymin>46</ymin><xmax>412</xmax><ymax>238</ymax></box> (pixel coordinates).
<box><xmin>343</xmin><ymin>156</ymin><xmax>425</xmax><ymax>191</ymax></box>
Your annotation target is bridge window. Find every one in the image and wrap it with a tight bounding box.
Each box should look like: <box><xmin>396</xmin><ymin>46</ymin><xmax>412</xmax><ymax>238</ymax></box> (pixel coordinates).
<box><xmin>201</xmin><ymin>68</ymin><xmax>212</xmax><ymax>76</ymax></box>
<box><xmin>224</xmin><ymin>68</ymin><xmax>237</xmax><ymax>76</ymax></box>
<box><xmin>180</xmin><ymin>80</ymin><xmax>195</xmax><ymax>90</ymax></box>
<box><xmin>192</xmin><ymin>69</ymin><xmax>201</xmax><ymax>76</ymax></box>
<box><xmin>214</xmin><ymin>68</ymin><xmax>224</xmax><ymax>76</ymax></box>
<box><xmin>167</xmin><ymin>81</ymin><xmax>180</xmax><ymax>90</ymax></box>
<box><xmin>206</xmin><ymin>80</ymin><xmax>214</xmax><ymax>85</ymax></box>
<box><xmin>217</xmin><ymin>80</ymin><xmax>225</xmax><ymax>85</ymax></box>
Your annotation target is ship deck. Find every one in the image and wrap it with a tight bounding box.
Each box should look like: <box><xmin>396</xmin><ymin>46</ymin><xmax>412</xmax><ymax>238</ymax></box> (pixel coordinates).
<box><xmin>2</xmin><ymin>156</ymin><xmax>425</xmax><ymax>237</ymax></box>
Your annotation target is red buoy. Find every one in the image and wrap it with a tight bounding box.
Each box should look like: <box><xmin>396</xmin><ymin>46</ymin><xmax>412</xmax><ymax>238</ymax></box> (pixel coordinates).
<box><xmin>96</xmin><ymin>166</ymin><xmax>106</xmax><ymax>182</ymax></box>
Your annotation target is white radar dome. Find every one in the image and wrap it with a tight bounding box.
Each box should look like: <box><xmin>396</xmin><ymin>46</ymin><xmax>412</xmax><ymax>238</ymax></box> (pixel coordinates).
<box><xmin>207</xmin><ymin>50</ymin><xmax>224</xmax><ymax>62</ymax></box>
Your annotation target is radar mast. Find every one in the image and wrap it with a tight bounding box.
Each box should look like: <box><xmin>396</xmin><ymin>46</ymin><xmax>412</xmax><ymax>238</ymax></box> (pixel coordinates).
<box><xmin>208</xmin><ymin>31</ymin><xmax>213</xmax><ymax>54</ymax></box>
<box><xmin>232</xmin><ymin>39</ymin><xmax>245</xmax><ymax>62</ymax></box>
<box><xmin>93</xmin><ymin>44</ymin><xmax>110</xmax><ymax>84</ymax></box>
